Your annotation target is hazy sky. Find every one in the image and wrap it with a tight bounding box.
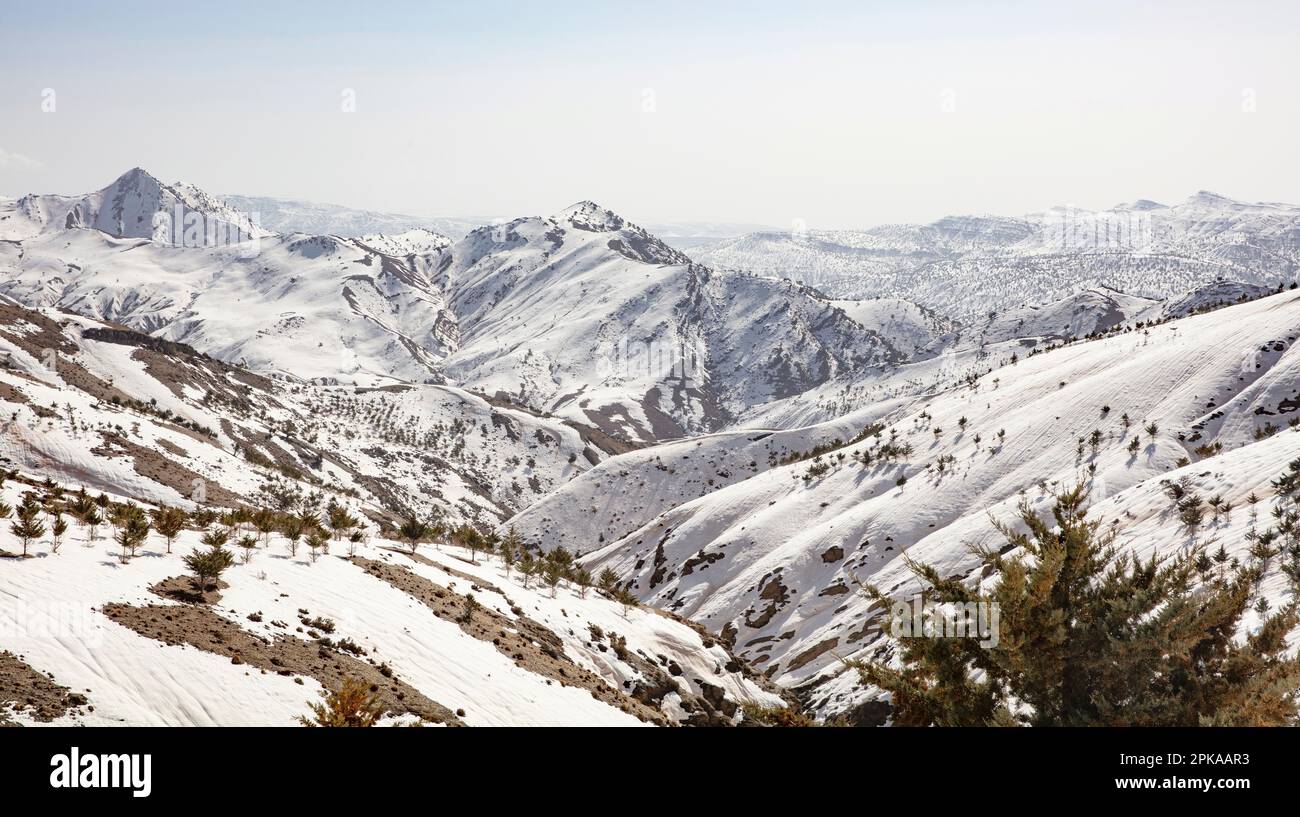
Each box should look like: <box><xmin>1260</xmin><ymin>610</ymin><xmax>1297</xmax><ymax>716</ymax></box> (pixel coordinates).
<box><xmin>2</xmin><ymin>0</ymin><xmax>1298</xmax><ymax>229</ymax></box>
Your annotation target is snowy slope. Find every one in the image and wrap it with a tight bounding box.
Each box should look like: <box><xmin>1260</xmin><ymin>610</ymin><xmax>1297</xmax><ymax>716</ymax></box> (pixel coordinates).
<box><xmin>829</xmin><ymin>297</ymin><xmax>957</xmax><ymax>358</ymax></box>
<box><xmin>502</xmin><ymin>406</ymin><xmax>904</xmax><ymax>557</ymax></box>
<box><xmin>509</xmin><ymin>288</ymin><xmax>1300</xmax><ymax>712</ymax></box>
<box><xmin>0</xmin><ymin>301</ymin><xmax>607</xmax><ymax>526</ymax></box>
<box><xmin>0</xmin><ymin>485</ymin><xmax>781</xmax><ymax>726</ymax></box>
<box><xmin>0</xmin><ymin>225</ymin><xmax>459</xmax><ymax>384</ymax></box>
<box><xmin>1154</xmin><ymin>279</ymin><xmax>1276</xmax><ymax>320</ymax></box>
<box><xmin>971</xmin><ymin>286</ymin><xmax>1160</xmax><ymax>345</ymax></box>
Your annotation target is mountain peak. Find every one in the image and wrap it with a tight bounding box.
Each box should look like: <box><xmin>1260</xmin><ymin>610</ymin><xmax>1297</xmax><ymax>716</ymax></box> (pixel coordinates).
<box><xmin>108</xmin><ymin>166</ymin><xmax>164</xmax><ymax>190</ymax></box>
<box><xmin>555</xmin><ymin>200</ymin><xmax>626</xmax><ymax>232</ymax></box>
<box><xmin>1116</xmin><ymin>198</ymin><xmax>1166</xmax><ymax>211</ymax></box>
<box><xmin>1187</xmin><ymin>190</ymin><xmax>1235</xmax><ymax>206</ymax></box>
<box><xmin>357</xmin><ymin>227</ymin><xmax>452</xmax><ymax>256</ymax></box>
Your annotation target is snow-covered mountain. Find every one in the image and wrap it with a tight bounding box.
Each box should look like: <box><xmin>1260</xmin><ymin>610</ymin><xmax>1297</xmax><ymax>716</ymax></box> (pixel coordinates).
<box><xmin>1</xmin><ymin>168</ymin><xmax>268</xmax><ymax>243</ymax></box>
<box><xmin>357</xmin><ymin>228</ymin><xmax>453</xmax><ymax>257</ymax></box>
<box><xmin>0</xmin><ymin>225</ymin><xmax>459</xmax><ymax>384</ymax></box>
<box><xmin>437</xmin><ymin>201</ymin><xmax>909</xmax><ymax>440</ymax></box>
<box><xmin>216</xmin><ymin>195</ymin><xmax>770</xmax><ymax>251</ymax></box>
<box><xmin>1</xmin><ymin>172</ymin><xmax>934</xmax><ymax>442</ymax></box>
<box><xmin>691</xmin><ymin>192</ymin><xmax>1300</xmax><ymax>320</ymax></box>
<box><xmin>8</xmin><ymin>168</ymin><xmax>1300</xmax><ymax>726</ymax></box>
<box><xmin>507</xmin><ymin>286</ymin><xmax>1300</xmax><ymax>717</ymax></box>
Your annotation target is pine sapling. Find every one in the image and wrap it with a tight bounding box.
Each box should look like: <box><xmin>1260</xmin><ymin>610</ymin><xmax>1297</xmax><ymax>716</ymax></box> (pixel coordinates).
<box><xmin>399</xmin><ymin>517</ymin><xmax>429</xmax><ymax>556</ymax></box>
<box><xmin>597</xmin><ymin>567</ymin><xmax>619</xmax><ymax>593</ymax></box>
<box><xmin>151</xmin><ymin>505</ymin><xmax>188</xmax><ymax>554</ymax></box>
<box><xmin>50</xmin><ymin>512</ymin><xmax>67</xmax><ymax>554</ymax></box>
<box><xmin>183</xmin><ymin>540</ymin><xmax>235</xmax><ymax>595</ymax></box>
<box><xmin>306</xmin><ymin>529</ymin><xmax>327</xmax><ymax>564</ymax></box>
<box><xmin>10</xmin><ymin>496</ymin><xmax>44</xmax><ymax>557</ymax></box>
<box><xmin>298</xmin><ymin>676</ymin><xmax>382</xmax><ymax>727</ymax></box>
<box><xmin>238</xmin><ymin>534</ymin><xmax>258</xmax><ymax>564</ymax></box>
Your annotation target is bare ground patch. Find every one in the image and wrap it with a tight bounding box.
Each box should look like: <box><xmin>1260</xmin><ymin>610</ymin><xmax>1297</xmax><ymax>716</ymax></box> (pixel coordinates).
<box><xmin>0</xmin><ymin>650</ymin><xmax>90</xmax><ymax>724</ymax></box>
<box><xmin>155</xmin><ymin>437</ymin><xmax>190</xmax><ymax>458</ymax></box>
<box><xmin>101</xmin><ymin>602</ymin><xmax>463</xmax><ymax>726</ymax></box>
<box><xmin>383</xmin><ymin>546</ymin><xmax>509</xmax><ymax>595</ymax></box>
<box><xmin>0</xmin><ymin>380</ymin><xmax>29</xmax><ymax>406</ymax></box>
<box><xmin>149</xmin><ymin>575</ymin><xmax>226</xmax><ymax>605</ymax></box>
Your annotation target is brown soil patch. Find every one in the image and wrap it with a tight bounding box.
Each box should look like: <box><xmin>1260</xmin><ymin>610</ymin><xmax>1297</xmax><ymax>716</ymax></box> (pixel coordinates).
<box><xmin>0</xmin><ymin>381</ymin><xmax>29</xmax><ymax>405</ymax></box>
<box><xmin>0</xmin><ymin>303</ymin><xmax>80</xmax><ymax>357</ymax></box>
<box><xmin>101</xmin><ymin>602</ymin><xmax>463</xmax><ymax>726</ymax></box>
<box><xmin>352</xmin><ymin>556</ymin><xmax>668</xmax><ymax>724</ymax></box>
<box><xmin>155</xmin><ymin>438</ymin><xmax>190</xmax><ymax>458</ymax></box>
<box><xmin>786</xmin><ymin>636</ymin><xmax>840</xmax><ymax>673</ymax></box>
<box><xmin>0</xmin><ymin>650</ymin><xmax>90</xmax><ymax>723</ymax></box>
<box><xmin>150</xmin><ymin>575</ymin><xmax>226</xmax><ymax>605</ymax></box>
<box><xmin>384</xmin><ymin>547</ymin><xmax>508</xmax><ymax>595</ymax></box>
<box><xmin>820</xmin><ymin>546</ymin><xmax>844</xmax><ymax>563</ymax></box>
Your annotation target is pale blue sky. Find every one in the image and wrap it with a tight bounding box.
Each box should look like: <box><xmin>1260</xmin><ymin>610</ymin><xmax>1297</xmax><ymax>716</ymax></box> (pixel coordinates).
<box><xmin>2</xmin><ymin>1</ymin><xmax>1298</xmax><ymax>228</ymax></box>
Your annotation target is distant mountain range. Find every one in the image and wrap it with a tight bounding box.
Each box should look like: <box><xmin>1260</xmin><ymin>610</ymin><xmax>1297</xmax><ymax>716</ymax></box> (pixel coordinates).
<box><xmin>218</xmin><ymin>194</ymin><xmax>773</xmax><ymax>250</ymax></box>
<box><xmin>689</xmin><ymin>192</ymin><xmax>1300</xmax><ymax>319</ymax></box>
<box><xmin>0</xmin><ymin>169</ymin><xmax>934</xmax><ymax>441</ymax></box>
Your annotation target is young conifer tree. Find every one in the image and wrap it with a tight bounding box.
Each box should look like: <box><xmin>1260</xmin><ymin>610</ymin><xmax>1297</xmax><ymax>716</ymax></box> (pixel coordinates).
<box><xmin>298</xmin><ymin>676</ymin><xmax>383</xmax><ymax>727</ymax></box>
<box><xmin>853</xmin><ymin>484</ymin><xmax>1300</xmax><ymax>726</ymax></box>
<box><xmin>50</xmin><ymin>512</ymin><xmax>68</xmax><ymax>554</ymax></box>
<box><xmin>399</xmin><ymin>517</ymin><xmax>429</xmax><ymax>556</ymax></box>
<box><xmin>10</xmin><ymin>495</ymin><xmax>44</xmax><ymax>557</ymax></box>
<box><xmin>152</xmin><ymin>505</ymin><xmax>188</xmax><ymax>554</ymax></box>
<box><xmin>183</xmin><ymin>539</ymin><xmax>235</xmax><ymax>594</ymax></box>
<box><xmin>597</xmin><ymin>567</ymin><xmax>619</xmax><ymax>593</ymax></box>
